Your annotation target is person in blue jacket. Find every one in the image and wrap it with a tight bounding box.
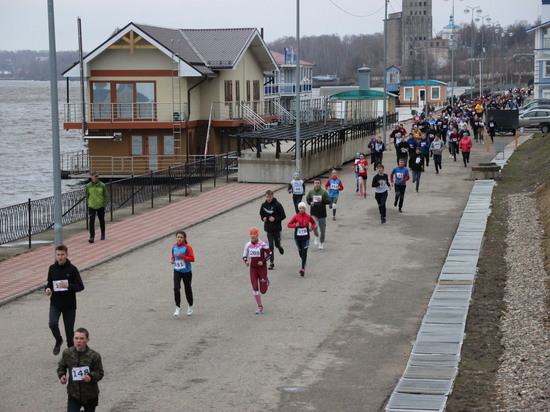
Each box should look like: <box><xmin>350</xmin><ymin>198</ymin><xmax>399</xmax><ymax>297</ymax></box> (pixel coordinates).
<box><xmin>170</xmin><ymin>231</ymin><xmax>195</xmax><ymax>317</ymax></box>
<box><xmin>419</xmin><ymin>133</ymin><xmax>431</xmax><ymax>167</ymax></box>
<box><xmin>390</xmin><ymin>158</ymin><xmax>410</xmax><ymax>213</ymax></box>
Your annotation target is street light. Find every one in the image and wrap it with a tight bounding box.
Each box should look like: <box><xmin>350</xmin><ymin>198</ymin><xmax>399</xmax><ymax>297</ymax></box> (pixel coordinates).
<box><xmin>444</xmin><ymin>0</ymin><xmax>464</xmax><ymax>106</ymax></box>
<box><xmin>475</xmin><ymin>14</ymin><xmax>491</xmax><ymax>96</ymax></box>
<box><xmin>464</xmin><ymin>5</ymin><xmax>482</xmax><ymax>100</ymax></box>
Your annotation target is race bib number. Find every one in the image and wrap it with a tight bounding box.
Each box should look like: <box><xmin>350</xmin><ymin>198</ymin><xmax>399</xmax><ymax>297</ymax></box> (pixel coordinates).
<box><xmin>416</xmin><ymin>157</ymin><xmax>421</xmax><ymax>164</ymax></box>
<box><xmin>297</xmin><ymin>227</ymin><xmax>308</xmax><ymax>236</ymax></box>
<box><xmin>71</xmin><ymin>366</ymin><xmax>90</xmax><ymax>381</ymax></box>
<box><xmin>53</xmin><ymin>280</ymin><xmax>68</xmax><ymax>292</ymax></box>
<box><xmin>174</xmin><ymin>260</ymin><xmax>186</xmax><ymax>269</ymax></box>
<box><xmin>330</xmin><ymin>183</ymin><xmax>339</xmax><ymax>190</ymax></box>
<box><xmin>292</xmin><ymin>181</ymin><xmax>303</xmax><ymax>194</ymax></box>
<box><xmin>358</xmin><ymin>164</ymin><xmax>365</xmax><ymax>172</ymax></box>
<box><xmin>313</xmin><ymin>195</ymin><xmax>322</xmax><ymax>202</ymax></box>
<box><xmin>249</xmin><ymin>248</ymin><xmax>260</xmax><ymax>258</ymax></box>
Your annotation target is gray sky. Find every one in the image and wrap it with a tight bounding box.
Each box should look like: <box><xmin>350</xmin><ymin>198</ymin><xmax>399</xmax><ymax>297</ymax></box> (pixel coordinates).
<box><xmin>0</xmin><ymin>0</ymin><xmax>542</xmax><ymax>51</ymax></box>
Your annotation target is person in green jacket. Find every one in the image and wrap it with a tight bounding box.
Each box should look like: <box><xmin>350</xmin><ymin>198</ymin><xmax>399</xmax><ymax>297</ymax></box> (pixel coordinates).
<box><xmin>85</xmin><ymin>171</ymin><xmax>109</xmax><ymax>243</ymax></box>
<box><xmin>57</xmin><ymin>327</ymin><xmax>104</xmax><ymax>412</ymax></box>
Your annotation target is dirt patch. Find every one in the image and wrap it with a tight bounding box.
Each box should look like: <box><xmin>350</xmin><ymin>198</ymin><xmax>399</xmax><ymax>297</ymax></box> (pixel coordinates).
<box><xmin>446</xmin><ymin>135</ymin><xmax>550</xmax><ymax>411</ymax></box>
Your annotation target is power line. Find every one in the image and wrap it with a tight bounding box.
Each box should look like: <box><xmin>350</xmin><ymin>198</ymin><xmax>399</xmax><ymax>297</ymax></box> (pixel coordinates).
<box><xmin>328</xmin><ymin>0</ymin><xmax>385</xmax><ymax>18</ymax></box>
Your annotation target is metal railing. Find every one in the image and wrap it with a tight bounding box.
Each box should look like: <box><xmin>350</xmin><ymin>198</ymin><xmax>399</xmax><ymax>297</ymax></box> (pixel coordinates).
<box><xmin>63</xmin><ymin>102</ymin><xmax>189</xmax><ymax>124</ymax></box>
<box><xmin>0</xmin><ymin>153</ymin><xmax>238</xmax><ymax>246</ymax></box>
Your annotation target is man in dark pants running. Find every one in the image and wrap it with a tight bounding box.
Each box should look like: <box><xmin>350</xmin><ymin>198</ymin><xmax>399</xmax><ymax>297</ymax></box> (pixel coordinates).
<box><xmin>45</xmin><ymin>244</ymin><xmax>85</xmax><ymax>355</ymax></box>
<box><xmin>260</xmin><ymin>190</ymin><xmax>286</xmax><ymax>270</ymax></box>
<box><xmin>390</xmin><ymin>158</ymin><xmax>410</xmax><ymax>213</ymax></box>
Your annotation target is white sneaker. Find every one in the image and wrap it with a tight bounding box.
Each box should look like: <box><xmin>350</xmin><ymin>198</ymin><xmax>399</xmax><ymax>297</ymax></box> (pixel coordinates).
<box><xmin>174</xmin><ymin>307</ymin><xmax>181</xmax><ymax>317</ymax></box>
<box><xmin>318</xmin><ymin>242</ymin><xmax>324</xmax><ymax>249</ymax></box>
<box><xmin>187</xmin><ymin>306</ymin><xmax>193</xmax><ymax>316</ymax></box>
<box><xmin>314</xmin><ymin>236</ymin><xmax>319</xmax><ymax>245</ymax></box>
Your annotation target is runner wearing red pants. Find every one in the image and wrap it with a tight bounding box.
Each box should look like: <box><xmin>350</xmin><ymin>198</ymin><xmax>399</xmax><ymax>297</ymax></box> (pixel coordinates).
<box><xmin>242</xmin><ymin>228</ymin><xmax>272</xmax><ymax>314</ymax></box>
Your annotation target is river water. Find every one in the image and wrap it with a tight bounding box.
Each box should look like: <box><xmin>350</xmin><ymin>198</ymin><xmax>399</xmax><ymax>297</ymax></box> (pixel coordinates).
<box><xmin>0</xmin><ymin>80</ymin><xmax>86</xmax><ymax>208</ymax></box>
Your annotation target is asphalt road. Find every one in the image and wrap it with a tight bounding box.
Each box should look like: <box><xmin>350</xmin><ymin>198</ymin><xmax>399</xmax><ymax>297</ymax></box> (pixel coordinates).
<box><xmin>0</xmin><ymin>141</ymin><xmax>509</xmax><ymax>411</ymax></box>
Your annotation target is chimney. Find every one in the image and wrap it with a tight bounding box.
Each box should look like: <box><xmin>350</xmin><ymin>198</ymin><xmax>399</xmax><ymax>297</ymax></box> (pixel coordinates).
<box><xmin>358</xmin><ymin>66</ymin><xmax>371</xmax><ymax>90</ymax></box>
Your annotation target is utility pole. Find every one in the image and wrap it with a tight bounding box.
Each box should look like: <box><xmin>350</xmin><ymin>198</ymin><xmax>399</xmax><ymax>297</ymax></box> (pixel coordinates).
<box><xmin>48</xmin><ymin>0</ymin><xmax>63</xmax><ymax>245</ymax></box>
<box><xmin>295</xmin><ymin>0</ymin><xmax>301</xmax><ymax>173</ymax></box>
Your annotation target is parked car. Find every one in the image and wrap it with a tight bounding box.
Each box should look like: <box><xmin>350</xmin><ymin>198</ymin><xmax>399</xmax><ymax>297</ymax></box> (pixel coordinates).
<box><xmin>518</xmin><ymin>108</ymin><xmax>550</xmax><ymax>133</ymax></box>
<box><xmin>519</xmin><ymin>99</ymin><xmax>550</xmax><ymax>114</ymax></box>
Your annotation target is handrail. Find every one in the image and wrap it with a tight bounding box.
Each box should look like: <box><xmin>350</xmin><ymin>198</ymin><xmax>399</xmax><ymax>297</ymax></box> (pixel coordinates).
<box><xmin>0</xmin><ymin>153</ymin><xmax>239</xmax><ymax>246</ymax></box>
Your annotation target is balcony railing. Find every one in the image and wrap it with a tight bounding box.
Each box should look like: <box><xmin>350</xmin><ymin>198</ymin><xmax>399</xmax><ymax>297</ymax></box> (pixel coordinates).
<box><xmin>63</xmin><ymin>100</ymin><xmax>281</xmax><ymax>125</ymax></box>
<box><xmin>63</xmin><ymin>102</ymin><xmax>189</xmax><ymax>124</ymax></box>
<box><xmin>264</xmin><ymin>82</ymin><xmax>312</xmax><ymax>96</ymax></box>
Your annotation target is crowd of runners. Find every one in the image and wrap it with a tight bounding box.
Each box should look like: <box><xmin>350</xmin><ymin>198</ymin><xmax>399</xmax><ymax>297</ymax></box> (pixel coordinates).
<box><xmin>42</xmin><ymin>90</ymin><xmax>528</xmax><ymax>410</ymax></box>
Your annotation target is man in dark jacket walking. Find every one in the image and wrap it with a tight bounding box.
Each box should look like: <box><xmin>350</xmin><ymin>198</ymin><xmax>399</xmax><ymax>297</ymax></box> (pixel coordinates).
<box><xmin>260</xmin><ymin>190</ymin><xmax>286</xmax><ymax>270</ymax></box>
<box><xmin>45</xmin><ymin>244</ymin><xmax>84</xmax><ymax>355</ymax></box>
<box><xmin>58</xmin><ymin>327</ymin><xmax>104</xmax><ymax>412</ymax></box>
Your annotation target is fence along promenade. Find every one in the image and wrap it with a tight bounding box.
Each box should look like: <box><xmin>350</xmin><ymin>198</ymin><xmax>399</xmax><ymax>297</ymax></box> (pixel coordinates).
<box><xmin>0</xmin><ymin>153</ymin><xmax>238</xmax><ymax>246</ymax></box>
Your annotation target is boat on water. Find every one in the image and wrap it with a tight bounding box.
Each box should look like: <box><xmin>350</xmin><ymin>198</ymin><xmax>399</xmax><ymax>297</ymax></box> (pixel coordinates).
<box><xmin>312</xmin><ymin>74</ymin><xmax>338</xmax><ymax>82</ymax></box>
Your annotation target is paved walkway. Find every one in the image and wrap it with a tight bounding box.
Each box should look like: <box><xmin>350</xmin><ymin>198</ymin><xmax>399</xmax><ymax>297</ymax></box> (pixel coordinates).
<box><xmin>0</xmin><ymin>182</ymin><xmax>282</xmax><ymax>304</ymax></box>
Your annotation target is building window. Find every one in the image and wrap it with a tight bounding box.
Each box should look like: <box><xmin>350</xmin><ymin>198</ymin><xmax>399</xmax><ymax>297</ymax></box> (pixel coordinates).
<box><xmin>131</xmin><ymin>136</ymin><xmax>143</xmax><ymax>156</ymax></box>
<box><xmin>224</xmin><ymin>81</ymin><xmax>233</xmax><ymax>102</ymax></box>
<box><xmin>91</xmin><ymin>81</ymin><xmax>155</xmax><ymax>120</ymax></box>
<box><xmin>91</xmin><ymin>82</ymin><xmax>111</xmax><ymax>119</ymax></box>
<box><xmin>544</xmin><ymin>28</ymin><xmax>550</xmax><ymax>48</ymax></box>
<box><xmin>431</xmin><ymin>86</ymin><xmax>440</xmax><ymax>100</ymax></box>
<box><xmin>246</xmin><ymin>80</ymin><xmax>251</xmax><ymax>101</ymax></box>
<box><xmin>164</xmin><ymin>135</ymin><xmax>174</xmax><ymax>155</ymax></box>
<box><xmin>404</xmin><ymin>87</ymin><xmax>414</xmax><ymax>100</ymax></box>
<box><xmin>544</xmin><ymin>61</ymin><xmax>550</xmax><ymax>77</ymax></box>
<box><xmin>389</xmin><ymin>72</ymin><xmax>399</xmax><ymax>84</ymax></box>
<box><xmin>235</xmin><ymin>80</ymin><xmax>240</xmax><ymax>102</ymax></box>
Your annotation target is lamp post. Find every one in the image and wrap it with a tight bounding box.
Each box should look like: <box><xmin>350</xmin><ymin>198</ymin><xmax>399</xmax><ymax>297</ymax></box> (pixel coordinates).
<box><xmin>444</xmin><ymin>0</ymin><xmax>464</xmax><ymax>106</ymax></box>
<box><xmin>382</xmin><ymin>0</ymin><xmax>388</xmax><ymax>145</ymax></box>
<box><xmin>475</xmin><ymin>14</ymin><xmax>491</xmax><ymax>97</ymax></box>
<box><xmin>464</xmin><ymin>5</ymin><xmax>482</xmax><ymax>100</ymax></box>
<box><xmin>295</xmin><ymin>0</ymin><xmax>301</xmax><ymax>173</ymax></box>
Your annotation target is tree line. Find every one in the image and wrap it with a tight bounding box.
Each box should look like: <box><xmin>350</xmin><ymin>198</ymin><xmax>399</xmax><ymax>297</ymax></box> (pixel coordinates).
<box><xmin>0</xmin><ymin>21</ymin><xmax>534</xmax><ymax>86</ymax></box>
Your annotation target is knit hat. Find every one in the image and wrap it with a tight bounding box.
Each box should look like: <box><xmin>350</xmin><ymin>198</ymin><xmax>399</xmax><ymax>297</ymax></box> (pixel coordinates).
<box><xmin>297</xmin><ymin>202</ymin><xmax>307</xmax><ymax>210</ymax></box>
<box><xmin>249</xmin><ymin>228</ymin><xmax>259</xmax><ymax>235</ymax></box>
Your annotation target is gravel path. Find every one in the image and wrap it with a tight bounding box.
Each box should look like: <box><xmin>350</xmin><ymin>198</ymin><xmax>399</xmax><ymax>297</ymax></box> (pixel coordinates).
<box><xmin>495</xmin><ymin>192</ymin><xmax>549</xmax><ymax>411</ymax></box>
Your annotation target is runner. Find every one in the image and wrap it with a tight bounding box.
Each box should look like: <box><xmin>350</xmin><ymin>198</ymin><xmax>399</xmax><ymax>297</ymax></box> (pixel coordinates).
<box><xmin>447</xmin><ymin>125</ymin><xmax>460</xmax><ymax>162</ymax></box>
<box><xmin>57</xmin><ymin>327</ymin><xmax>104</xmax><ymax>412</ymax></box>
<box><xmin>287</xmin><ymin>202</ymin><xmax>317</xmax><ymax>276</ymax></box>
<box><xmin>408</xmin><ymin>146</ymin><xmax>425</xmax><ymax>193</ymax></box>
<box><xmin>371</xmin><ymin>164</ymin><xmax>391</xmax><ymax>224</ymax></box>
<box><xmin>372</xmin><ymin>135</ymin><xmax>386</xmax><ymax>169</ymax></box>
<box><xmin>45</xmin><ymin>244</ymin><xmax>85</xmax><ymax>356</ymax></box>
<box><xmin>287</xmin><ymin>172</ymin><xmax>305</xmax><ymax>214</ymax></box>
<box><xmin>259</xmin><ymin>190</ymin><xmax>286</xmax><ymax>270</ymax></box>
<box><xmin>170</xmin><ymin>231</ymin><xmax>195</xmax><ymax>317</ymax></box>
<box><xmin>390</xmin><ymin>158</ymin><xmax>410</xmax><ymax>213</ymax></box>
<box><xmin>430</xmin><ymin>135</ymin><xmax>445</xmax><ymax>174</ymax></box>
<box><xmin>354</xmin><ymin>153</ymin><xmax>369</xmax><ymax>198</ymax></box>
<box><xmin>324</xmin><ymin>169</ymin><xmax>344</xmax><ymax>220</ymax></box>
<box><xmin>242</xmin><ymin>228</ymin><xmax>272</xmax><ymax>314</ymax></box>
<box><xmin>306</xmin><ymin>178</ymin><xmax>331</xmax><ymax>249</ymax></box>
<box><xmin>353</xmin><ymin>153</ymin><xmax>361</xmax><ymax>194</ymax></box>
<box><xmin>458</xmin><ymin>130</ymin><xmax>473</xmax><ymax>167</ymax></box>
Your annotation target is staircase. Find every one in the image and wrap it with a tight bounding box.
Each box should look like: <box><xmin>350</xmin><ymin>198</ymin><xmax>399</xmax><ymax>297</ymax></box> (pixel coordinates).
<box><xmin>172</xmin><ymin>50</ymin><xmax>183</xmax><ymax>155</ymax></box>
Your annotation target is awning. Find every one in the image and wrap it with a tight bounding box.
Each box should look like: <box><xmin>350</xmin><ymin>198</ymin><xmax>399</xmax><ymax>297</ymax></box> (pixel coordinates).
<box><xmin>330</xmin><ymin>89</ymin><xmax>398</xmax><ymax>101</ymax></box>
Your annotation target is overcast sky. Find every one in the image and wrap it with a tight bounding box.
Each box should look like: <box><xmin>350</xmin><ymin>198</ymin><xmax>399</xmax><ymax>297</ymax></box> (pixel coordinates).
<box><xmin>0</xmin><ymin>0</ymin><xmax>542</xmax><ymax>51</ymax></box>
